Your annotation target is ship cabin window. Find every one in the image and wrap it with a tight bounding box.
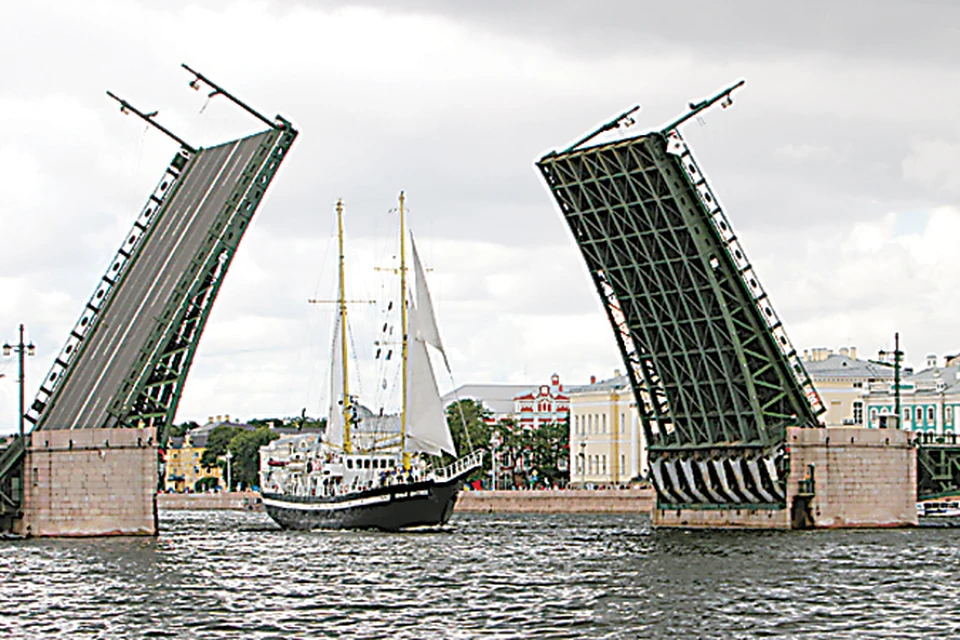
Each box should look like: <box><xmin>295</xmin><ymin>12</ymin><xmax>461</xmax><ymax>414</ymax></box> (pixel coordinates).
<box><xmin>347</xmin><ymin>459</ymin><xmax>354</xmax><ymax>469</ymax></box>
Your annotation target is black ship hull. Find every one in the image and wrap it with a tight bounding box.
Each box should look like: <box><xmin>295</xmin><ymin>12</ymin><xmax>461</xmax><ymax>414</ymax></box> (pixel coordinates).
<box><xmin>261</xmin><ymin>474</ymin><xmax>468</xmax><ymax>532</ymax></box>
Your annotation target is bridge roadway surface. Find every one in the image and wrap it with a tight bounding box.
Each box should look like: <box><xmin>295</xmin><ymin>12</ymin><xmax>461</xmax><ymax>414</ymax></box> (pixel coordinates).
<box><xmin>40</xmin><ymin>130</ymin><xmax>276</xmax><ymax>430</ymax></box>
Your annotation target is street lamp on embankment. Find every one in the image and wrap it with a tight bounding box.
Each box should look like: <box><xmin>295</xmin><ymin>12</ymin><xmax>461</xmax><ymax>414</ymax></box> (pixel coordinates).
<box><xmin>3</xmin><ymin>324</ymin><xmax>35</xmax><ymax>441</ymax></box>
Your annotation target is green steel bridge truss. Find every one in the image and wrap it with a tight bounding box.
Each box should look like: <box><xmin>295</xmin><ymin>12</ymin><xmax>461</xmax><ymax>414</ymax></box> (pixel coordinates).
<box><xmin>0</xmin><ymin>70</ymin><xmax>296</xmax><ymax>526</ymax></box>
<box><xmin>537</xmin><ymin>98</ymin><xmax>825</xmax><ymax>509</ymax></box>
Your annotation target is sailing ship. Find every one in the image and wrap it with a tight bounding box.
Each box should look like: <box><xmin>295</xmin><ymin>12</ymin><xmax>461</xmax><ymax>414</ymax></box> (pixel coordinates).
<box><xmin>258</xmin><ymin>193</ymin><xmax>483</xmax><ymax>531</ymax></box>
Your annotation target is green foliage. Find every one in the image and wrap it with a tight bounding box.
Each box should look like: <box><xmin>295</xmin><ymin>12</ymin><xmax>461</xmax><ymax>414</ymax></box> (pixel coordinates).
<box><xmin>443</xmin><ymin>400</ymin><xmax>570</xmax><ymax>488</ymax></box>
<box><xmin>194</xmin><ymin>476</ymin><xmax>220</xmax><ymax>492</ymax></box>
<box><xmin>198</xmin><ymin>424</ymin><xmax>280</xmax><ymax>491</ymax></box>
<box><xmin>445</xmin><ymin>399</ymin><xmax>493</xmax><ymax>481</ymax></box>
<box><xmin>200</xmin><ymin>425</ymin><xmax>242</xmax><ymax>468</ymax></box>
<box><xmin>227</xmin><ymin>427</ymin><xmax>280</xmax><ymax>491</ymax></box>
<box><xmin>159</xmin><ymin>420</ymin><xmax>198</xmax><ymax>446</ymax></box>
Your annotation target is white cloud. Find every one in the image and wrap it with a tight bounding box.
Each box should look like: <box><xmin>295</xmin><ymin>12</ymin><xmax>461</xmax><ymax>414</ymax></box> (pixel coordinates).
<box><xmin>902</xmin><ymin>139</ymin><xmax>960</xmax><ymax>195</ymax></box>
<box><xmin>1</xmin><ymin>1</ymin><xmax>959</xmax><ymax>431</ymax></box>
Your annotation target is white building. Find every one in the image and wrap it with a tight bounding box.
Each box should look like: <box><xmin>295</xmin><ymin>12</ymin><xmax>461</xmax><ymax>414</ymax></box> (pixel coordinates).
<box><xmin>801</xmin><ymin>347</ymin><xmax>895</xmax><ymax>427</ymax></box>
<box><xmin>566</xmin><ymin>372</ymin><xmax>647</xmax><ymax>488</ymax></box>
<box><xmin>862</xmin><ymin>358</ymin><xmax>960</xmax><ymax>438</ymax></box>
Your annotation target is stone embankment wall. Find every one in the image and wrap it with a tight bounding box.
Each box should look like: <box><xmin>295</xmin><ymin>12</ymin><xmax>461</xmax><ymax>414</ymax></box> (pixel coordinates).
<box><xmin>654</xmin><ymin>426</ymin><xmax>917</xmax><ymax>529</ymax></box>
<box><xmin>156</xmin><ymin>489</ymin><xmax>655</xmax><ymax>514</ymax></box>
<box><xmin>157</xmin><ymin>491</ymin><xmax>263</xmax><ymax>511</ymax></box>
<box><xmin>455</xmin><ymin>489</ymin><xmax>655</xmax><ymax>514</ymax></box>
<box><xmin>17</xmin><ymin>427</ymin><xmax>158</xmax><ymax>537</ymax></box>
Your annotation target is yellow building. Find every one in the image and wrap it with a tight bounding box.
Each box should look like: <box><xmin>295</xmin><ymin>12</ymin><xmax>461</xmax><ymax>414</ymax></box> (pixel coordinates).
<box><xmin>163</xmin><ymin>419</ymin><xmax>234</xmax><ymax>493</ymax></box>
<box><xmin>566</xmin><ymin>372</ymin><xmax>647</xmax><ymax>488</ymax></box>
<box><xmin>802</xmin><ymin>347</ymin><xmax>895</xmax><ymax>427</ymax></box>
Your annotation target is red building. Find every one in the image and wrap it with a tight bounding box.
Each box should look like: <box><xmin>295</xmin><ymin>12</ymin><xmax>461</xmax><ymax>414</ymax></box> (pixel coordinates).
<box><xmin>513</xmin><ymin>374</ymin><xmax>570</xmax><ymax>429</ymax></box>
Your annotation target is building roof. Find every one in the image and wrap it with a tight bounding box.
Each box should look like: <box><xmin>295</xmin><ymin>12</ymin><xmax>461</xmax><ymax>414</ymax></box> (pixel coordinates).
<box><xmin>803</xmin><ymin>354</ymin><xmax>895</xmax><ymax>381</ymax></box>
<box><xmin>441</xmin><ymin>384</ymin><xmax>536</xmax><ymax>415</ymax></box>
<box><xmin>565</xmin><ymin>374</ymin><xmax>630</xmax><ymax>396</ymax></box>
<box><xmin>865</xmin><ymin>364</ymin><xmax>960</xmax><ymax>398</ymax></box>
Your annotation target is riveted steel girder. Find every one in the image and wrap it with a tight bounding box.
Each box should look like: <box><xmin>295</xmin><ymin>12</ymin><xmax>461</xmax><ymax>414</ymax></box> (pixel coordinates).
<box><xmin>537</xmin><ymin>127</ymin><xmax>823</xmax><ymax>482</ymax></box>
<box><xmin>31</xmin><ymin>124</ymin><xmax>296</xmax><ymax>435</ymax></box>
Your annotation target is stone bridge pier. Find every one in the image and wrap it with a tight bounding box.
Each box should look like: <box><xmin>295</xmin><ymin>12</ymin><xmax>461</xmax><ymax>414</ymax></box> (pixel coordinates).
<box><xmin>15</xmin><ymin>428</ymin><xmax>158</xmax><ymax>537</ymax></box>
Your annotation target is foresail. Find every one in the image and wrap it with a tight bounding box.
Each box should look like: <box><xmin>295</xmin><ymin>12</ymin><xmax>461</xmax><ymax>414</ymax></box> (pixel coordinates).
<box><xmin>326</xmin><ymin>313</ymin><xmax>344</xmax><ymax>448</ymax></box>
<box><xmin>410</xmin><ymin>235</ymin><xmax>450</xmax><ymax>371</ymax></box>
<box><xmin>405</xmin><ymin>326</ymin><xmax>457</xmax><ymax>456</ymax></box>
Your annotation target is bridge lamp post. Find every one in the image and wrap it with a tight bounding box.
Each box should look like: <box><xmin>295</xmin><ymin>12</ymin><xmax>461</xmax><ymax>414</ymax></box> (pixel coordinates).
<box><xmin>489</xmin><ymin>432</ymin><xmax>501</xmax><ymax>490</ymax></box>
<box><xmin>3</xmin><ymin>324</ymin><xmax>36</xmax><ymax>441</ymax></box>
<box><xmin>225</xmin><ymin>449</ymin><xmax>233</xmax><ymax>493</ymax></box>
<box><xmin>579</xmin><ymin>440</ymin><xmax>586</xmax><ymax>489</ymax></box>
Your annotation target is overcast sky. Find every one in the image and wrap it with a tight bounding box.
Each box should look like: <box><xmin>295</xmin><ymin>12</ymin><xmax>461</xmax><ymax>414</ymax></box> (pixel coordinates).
<box><xmin>1</xmin><ymin>1</ymin><xmax>958</xmax><ymax>432</ymax></box>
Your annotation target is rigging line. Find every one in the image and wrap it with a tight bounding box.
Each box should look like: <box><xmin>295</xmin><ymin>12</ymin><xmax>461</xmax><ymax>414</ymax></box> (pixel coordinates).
<box><xmin>302</xmin><ymin>228</ymin><xmax>338</xmax><ymax>414</ymax></box>
<box><xmin>346</xmin><ymin>316</ymin><xmax>364</xmax><ymax>402</ymax></box>
<box><xmin>445</xmin><ymin>370</ymin><xmax>474</xmax><ymax>453</ymax></box>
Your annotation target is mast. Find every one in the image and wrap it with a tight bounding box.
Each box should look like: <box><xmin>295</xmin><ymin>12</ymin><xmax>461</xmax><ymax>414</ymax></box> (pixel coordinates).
<box><xmin>399</xmin><ymin>191</ymin><xmax>410</xmax><ymax>469</ymax></box>
<box><xmin>337</xmin><ymin>199</ymin><xmax>353</xmax><ymax>454</ymax></box>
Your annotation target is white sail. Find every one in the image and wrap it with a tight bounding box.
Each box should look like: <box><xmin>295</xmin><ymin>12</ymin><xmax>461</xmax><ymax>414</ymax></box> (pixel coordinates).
<box><xmin>405</xmin><ymin>328</ymin><xmax>457</xmax><ymax>456</ymax></box>
<box><xmin>326</xmin><ymin>312</ymin><xmax>344</xmax><ymax>448</ymax></box>
<box><xmin>405</xmin><ymin>260</ymin><xmax>457</xmax><ymax>456</ymax></box>
<box><xmin>410</xmin><ymin>235</ymin><xmax>450</xmax><ymax>371</ymax></box>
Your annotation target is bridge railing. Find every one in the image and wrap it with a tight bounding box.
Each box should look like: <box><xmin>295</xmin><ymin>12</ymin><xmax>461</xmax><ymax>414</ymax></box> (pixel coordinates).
<box><xmin>27</xmin><ymin>149</ymin><xmax>194</xmax><ymax>429</ymax></box>
<box><xmin>665</xmin><ymin>129</ymin><xmax>825</xmax><ymax>421</ymax></box>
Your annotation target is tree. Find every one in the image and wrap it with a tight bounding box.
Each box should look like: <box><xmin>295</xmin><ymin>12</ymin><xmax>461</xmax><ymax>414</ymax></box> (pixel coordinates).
<box><xmin>445</xmin><ymin>399</ymin><xmax>493</xmax><ymax>482</ymax></box>
<box><xmin>200</xmin><ymin>424</ymin><xmax>242</xmax><ymax>468</ymax></box>
<box><xmin>195</xmin><ymin>476</ymin><xmax>220</xmax><ymax>492</ymax></box>
<box><xmin>159</xmin><ymin>420</ymin><xmax>199</xmax><ymax>447</ymax></box>
<box><xmin>528</xmin><ymin>419</ymin><xmax>570</xmax><ymax>487</ymax></box>
<box><xmin>226</xmin><ymin>427</ymin><xmax>279</xmax><ymax>491</ymax></box>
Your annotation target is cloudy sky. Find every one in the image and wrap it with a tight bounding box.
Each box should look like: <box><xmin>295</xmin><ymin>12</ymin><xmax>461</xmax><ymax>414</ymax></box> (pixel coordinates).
<box><xmin>1</xmin><ymin>1</ymin><xmax>958</xmax><ymax>432</ymax></box>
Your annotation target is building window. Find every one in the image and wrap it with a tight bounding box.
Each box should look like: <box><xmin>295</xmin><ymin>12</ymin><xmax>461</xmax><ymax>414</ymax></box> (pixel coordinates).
<box><xmin>903</xmin><ymin>408</ymin><xmax>910</xmax><ymax>422</ymax></box>
<box><xmin>602</xmin><ymin>414</ymin><xmax>607</xmax><ymax>434</ymax></box>
<box><xmin>928</xmin><ymin>406</ymin><xmax>935</xmax><ymax>424</ymax></box>
<box><xmin>947</xmin><ymin>406</ymin><xmax>954</xmax><ymax>425</ymax></box>
<box><xmin>853</xmin><ymin>401</ymin><xmax>863</xmax><ymax>425</ymax></box>
<box><xmin>916</xmin><ymin>407</ymin><xmax>923</xmax><ymax>423</ymax></box>
<box><xmin>870</xmin><ymin>408</ymin><xmax>877</xmax><ymax>425</ymax></box>
<box><xmin>601</xmin><ymin>455</ymin><xmax>607</xmax><ymax>475</ymax></box>
<box><xmin>621</xmin><ymin>413</ymin><xmax>626</xmax><ymax>433</ymax></box>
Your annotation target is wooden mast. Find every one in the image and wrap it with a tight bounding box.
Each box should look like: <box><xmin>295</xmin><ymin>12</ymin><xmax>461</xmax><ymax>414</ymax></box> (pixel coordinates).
<box><xmin>399</xmin><ymin>191</ymin><xmax>410</xmax><ymax>470</ymax></box>
<box><xmin>337</xmin><ymin>199</ymin><xmax>353</xmax><ymax>454</ymax></box>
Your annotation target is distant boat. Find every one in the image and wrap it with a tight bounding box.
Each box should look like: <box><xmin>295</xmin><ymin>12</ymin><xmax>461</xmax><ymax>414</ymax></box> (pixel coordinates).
<box><xmin>917</xmin><ymin>500</ymin><xmax>960</xmax><ymax>518</ymax></box>
<box><xmin>258</xmin><ymin>194</ymin><xmax>482</xmax><ymax>531</ymax></box>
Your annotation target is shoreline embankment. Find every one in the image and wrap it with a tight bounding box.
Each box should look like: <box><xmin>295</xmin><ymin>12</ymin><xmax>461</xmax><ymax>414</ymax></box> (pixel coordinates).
<box><xmin>157</xmin><ymin>488</ymin><xmax>656</xmax><ymax>514</ymax></box>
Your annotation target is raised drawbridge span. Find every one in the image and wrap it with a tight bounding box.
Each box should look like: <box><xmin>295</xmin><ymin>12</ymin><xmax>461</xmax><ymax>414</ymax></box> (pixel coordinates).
<box><xmin>0</xmin><ymin>66</ymin><xmax>296</xmax><ymax>530</ymax></box>
<box><xmin>537</xmin><ymin>83</ymin><xmax>828</xmax><ymax>511</ymax></box>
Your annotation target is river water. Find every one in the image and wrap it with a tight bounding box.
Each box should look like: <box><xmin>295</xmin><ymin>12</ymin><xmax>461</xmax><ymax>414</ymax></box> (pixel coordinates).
<box><xmin>2</xmin><ymin>510</ymin><xmax>959</xmax><ymax>639</ymax></box>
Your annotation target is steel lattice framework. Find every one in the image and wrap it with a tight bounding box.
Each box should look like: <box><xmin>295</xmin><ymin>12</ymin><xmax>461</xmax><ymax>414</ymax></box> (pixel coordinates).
<box><xmin>27</xmin><ymin>77</ymin><xmax>296</xmax><ymax>436</ymax></box>
<box><xmin>537</xmin><ymin>90</ymin><xmax>824</xmax><ymax>508</ymax></box>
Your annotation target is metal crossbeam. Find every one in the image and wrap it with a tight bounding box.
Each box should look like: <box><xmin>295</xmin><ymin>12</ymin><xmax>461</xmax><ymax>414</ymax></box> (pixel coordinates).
<box><xmin>918</xmin><ymin>443</ymin><xmax>960</xmax><ymax>500</ymax></box>
<box><xmin>33</xmin><ymin>126</ymin><xmax>295</xmax><ymax>435</ymax></box>
<box><xmin>537</xmin><ymin>94</ymin><xmax>823</xmax><ymax>508</ymax></box>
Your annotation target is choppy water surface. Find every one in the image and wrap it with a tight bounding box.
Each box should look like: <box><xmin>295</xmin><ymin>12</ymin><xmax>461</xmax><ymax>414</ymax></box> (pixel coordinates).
<box><xmin>2</xmin><ymin>511</ymin><xmax>960</xmax><ymax>639</ymax></box>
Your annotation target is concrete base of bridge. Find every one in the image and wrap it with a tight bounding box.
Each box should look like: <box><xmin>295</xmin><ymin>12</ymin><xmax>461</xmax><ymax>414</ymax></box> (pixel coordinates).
<box><xmin>13</xmin><ymin>427</ymin><xmax>158</xmax><ymax>537</ymax></box>
<box><xmin>654</xmin><ymin>427</ymin><xmax>918</xmax><ymax>529</ymax></box>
